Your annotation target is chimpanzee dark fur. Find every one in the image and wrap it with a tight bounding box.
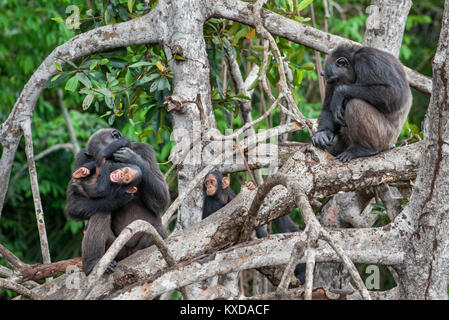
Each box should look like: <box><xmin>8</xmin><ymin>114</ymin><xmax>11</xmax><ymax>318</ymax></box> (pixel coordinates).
<box><xmin>312</xmin><ymin>44</ymin><xmax>412</xmax><ymax>162</ymax></box>
<box><xmin>65</xmin><ymin>129</ymin><xmax>169</xmax><ymax>275</ymax></box>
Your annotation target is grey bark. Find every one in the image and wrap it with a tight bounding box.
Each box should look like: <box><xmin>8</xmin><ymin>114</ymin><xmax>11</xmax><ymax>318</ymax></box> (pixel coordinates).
<box><xmin>395</xmin><ymin>1</ymin><xmax>449</xmax><ymax>299</ymax></box>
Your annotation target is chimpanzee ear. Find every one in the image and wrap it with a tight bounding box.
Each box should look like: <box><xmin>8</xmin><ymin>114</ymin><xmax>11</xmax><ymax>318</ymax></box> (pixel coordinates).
<box><xmin>222</xmin><ymin>177</ymin><xmax>230</xmax><ymax>189</ymax></box>
<box><xmin>126</xmin><ymin>186</ymin><xmax>138</xmax><ymax>194</ymax></box>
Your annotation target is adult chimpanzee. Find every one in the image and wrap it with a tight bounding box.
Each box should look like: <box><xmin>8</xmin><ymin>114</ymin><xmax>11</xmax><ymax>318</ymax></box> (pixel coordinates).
<box><xmin>312</xmin><ymin>44</ymin><xmax>412</xmax><ymax>162</ymax></box>
<box><xmin>202</xmin><ymin>171</ymin><xmax>306</xmax><ymax>283</ymax></box>
<box><xmin>65</xmin><ymin>128</ymin><xmax>169</xmax><ymax>275</ymax></box>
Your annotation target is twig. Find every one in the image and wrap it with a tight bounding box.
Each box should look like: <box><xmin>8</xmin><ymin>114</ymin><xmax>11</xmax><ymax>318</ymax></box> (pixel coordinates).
<box><xmin>320</xmin><ymin>230</ymin><xmax>371</xmax><ymax>300</ymax></box>
<box><xmin>310</xmin><ymin>3</ymin><xmax>326</xmax><ymax>103</ymax></box>
<box><xmin>21</xmin><ymin>120</ymin><xmax>51</xmax><ymax>267</ymax></box>
<box><xmin>252</xmin><ymin>0</ymin><xmax>311</xmax><ymax>134</ymax></box>
<box><xmin>207</xmin><ymin>94</ymin><xmax>284</xmax><ymax>141</ymax></box>
<box><xmin>0</xmin><ymin>279</ymin><xmax>41</xmax><ymax>300</ymax></box>
<box><xmin>323</xmin><ymin>0</ymin><xmax>330</xmax><ymax>34</ymax></box>
<box><xmin>0</xmin><ymin>244</ymin><xmax>26</xmax><ymax>269</ymax></box>
<box><xmin>236</xmin><ymin>141</ymin><xmax>257</xmax><ymax>186</ymax></box>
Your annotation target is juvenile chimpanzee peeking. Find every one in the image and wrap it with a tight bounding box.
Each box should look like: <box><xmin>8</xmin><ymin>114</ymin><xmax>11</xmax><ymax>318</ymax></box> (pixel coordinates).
<box><xmin>202</xmin><ymin>171</ymin><xmax>255</xmax><ymax>219</ymax></box>
<box><xmin>312</xmin><ymin>44</ymin><xmax>412</xmax><ymax>162</ymax></box>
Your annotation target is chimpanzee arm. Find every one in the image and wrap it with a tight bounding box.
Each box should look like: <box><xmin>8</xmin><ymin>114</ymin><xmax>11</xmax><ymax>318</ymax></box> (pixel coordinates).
<box><xmin>73</xmin><ymin>148</ymin><xmax>94</xmax><ymax>170</ymax></box>
<box><xmin>312</xmin><ymin>84</ymin><xmax>338</xmax><ymax>149</ymax></box>
<box><xmin>346</xmin><ymin>49</ymin><xmax>408</xmax><ymax>114</ymax></box>
<box><xmin>65</xmin><ymin>182</ymin><xmax>134</xmax><ymax>220</ymax></box>
<box><xmin>113</xmin><ymin>143</ymin><xmax>169</xmax><ymax>216</ymax></box>
<box><xmin>95</xmin><ymin>137</ymin><xmax>131</xmax><ymax>167</ymax></box>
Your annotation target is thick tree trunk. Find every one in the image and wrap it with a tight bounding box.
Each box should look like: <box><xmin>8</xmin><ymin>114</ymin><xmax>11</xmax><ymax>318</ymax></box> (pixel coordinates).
<box><xmin>396</xmin><ymin>1</ymin><xmax>449</xmax><ymax>299</ymax></box>
<box><xmin>161</xmin><ymin>1</ymin><xmax>216</xmax><ymax>230</ymax></box>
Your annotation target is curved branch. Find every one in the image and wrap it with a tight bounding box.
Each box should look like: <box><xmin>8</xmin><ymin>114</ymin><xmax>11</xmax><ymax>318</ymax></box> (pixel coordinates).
<box><xmin>0</xmin><ymin>279</ymin><xmax>41</xmax><ymax>300</ymax></box>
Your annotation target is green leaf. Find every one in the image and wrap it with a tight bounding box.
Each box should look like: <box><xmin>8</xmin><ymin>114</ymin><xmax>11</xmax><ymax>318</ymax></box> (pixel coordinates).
<box><xmin>299</xmin><ymin>62</ymin><xmax>315</xmax><ymax>71</ymax></box>
<box><xmin>105</xmin><ymin>95</ymin><xmax>114</xmax><ymax>109</ymax></box>
<box><xmin>227</xmin><ymin>22</ymin><xmax>240</xmax><ymax>36</ymax></box>
<box><xmin>76</xmin><ymin>72</ymin><xmax>92</xmax><ymax>88</ymax></box>
<box><xmin>297</xmin><ymin>0</ymin><xmax>314</xmax><ymax>11</ymax></box>
<box><xmin>108</xmin><ymin>114</ymin><xmax>116</xmax><ymax>125</ymax></box>
<box><xmin>89</xmin><ymin>60</ymin><xmax>98</xmax><ymax>70</ymax></box>
<box><xmin>234</xmin><ymin>93</ymin><xmax>251</xmax><ymax>100</ymax></box>
<box><xmin>232</xmin><ymin>26</ymin><xmax>250</xmax><ymax>46</ymax></box>
<box><xmin>173</xmin><ymin>55</ymin><xmax>186</xmax><ymax>61</ymax></box>
<box><xmin>251</xmin><ymin>45</ymin><xmax>265</xmax><ymax>52</ymax></box>
<box><xmin>53</xmin><ymin>62</ymin><xmax>63</xmax><ymax>72</ymax></box>
<box><xmin>149</xmin><ymin>80</ymin><xmax>159</xmax><ymax>92</ymax></box>
<box><xmin>51</xmin><ymin>17</ymin><xmax>64</xmax><ymax>23</ymax></box>
<box><xmin>129</xmin><ymin>61</ymin><xmax>153</xmax><ymax>68</ymax></box>
<box><xmin>57</xmin><ymin>57</ymin><xmax>78</xmax><ymax>69</ymax></box>
<box><xmin>125</xmin><ymin>69</ymin><xmax>133</xmax><ymax>86</ymax></box>
<box><xmin>158</xmin><ymin>77</ymin><xmax>170</xmax><ymax>91</ymax></box>
<box><xmin>65</xmin><ymin>76</ymin><xmax>79</xmax><ymax>92</ymax></box>
<box><xmin>45</xmin><ymin>73</ymin><xmax>70</xmax><ymax>89</ymax></box>
<box><xmin>128</xmin><ymin>0</ymin><xmax>135</xmax><ymax>13</ymax></box>
<box><xmin>294</xmin><ymin>69</ymin><xmax>304</xmax><ymax>86</ymax></box>
<box><xmin>82</xmin><ymin>93</ymin><xmax>95</xmax><ymax>110</ymax></box>
<box><xmin>51</xmin><ymin>74</ymin><xmax>62</xmax><ymax>82</ymax></box>
<box><xmin>96</xmin><ymin>87</ymin><xmax>113</xmax><ymax>98</ymax></box>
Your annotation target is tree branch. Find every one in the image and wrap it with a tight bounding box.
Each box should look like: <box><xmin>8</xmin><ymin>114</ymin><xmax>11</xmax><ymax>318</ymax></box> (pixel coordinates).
<box><xmin>211</xmin><ymin>0</ymin><xmax>432</xmax><ymax>94</ymax></box>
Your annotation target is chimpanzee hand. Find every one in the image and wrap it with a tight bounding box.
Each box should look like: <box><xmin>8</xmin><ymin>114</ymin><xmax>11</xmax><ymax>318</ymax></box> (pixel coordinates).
<box><xmin>244</xmin><ymin>181</ymin><xmax>256</xmax><ymax>190</ymax></box>
<box><xmin>113</xmin><ymin>147</ymin><xmax>138</xmax><ymax>163</ymax></box>
<box><xmin>312</xmin><ymin>130</ymin><xmax>335</xmax><ymax>150</ymax></box>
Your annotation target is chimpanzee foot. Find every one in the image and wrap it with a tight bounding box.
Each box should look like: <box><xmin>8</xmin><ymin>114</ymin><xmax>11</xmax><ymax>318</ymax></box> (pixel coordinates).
<box><xmin>336</xmin><ymin>150</ymin><xmax>355</xmax><ymax>162</ymax></box>
<box><xmin>105</xmin><ymin>260</ymin><xmax>117</xmax><ymax>274</ymax></box>
<box><xmin>336</xmin><ymin>147</ymin><xmax>378</xmax><ymax>162</ymax></box>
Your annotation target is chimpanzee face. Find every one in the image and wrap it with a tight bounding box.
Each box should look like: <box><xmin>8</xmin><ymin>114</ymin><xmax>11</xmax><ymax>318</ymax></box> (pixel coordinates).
<box><xmin>109</xmin><ymin>166</ymin><xmax>140</xmax><ymax>184</ymax></box>
<box><xmin>204</xmin><ymin>174</ymin><xmax>218</xmax><ymax>196</ymax></box>
<box><xmin>322</xmin><ymin>46</ymin><xmax>356</xmax><ymax>85</ymax></box>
